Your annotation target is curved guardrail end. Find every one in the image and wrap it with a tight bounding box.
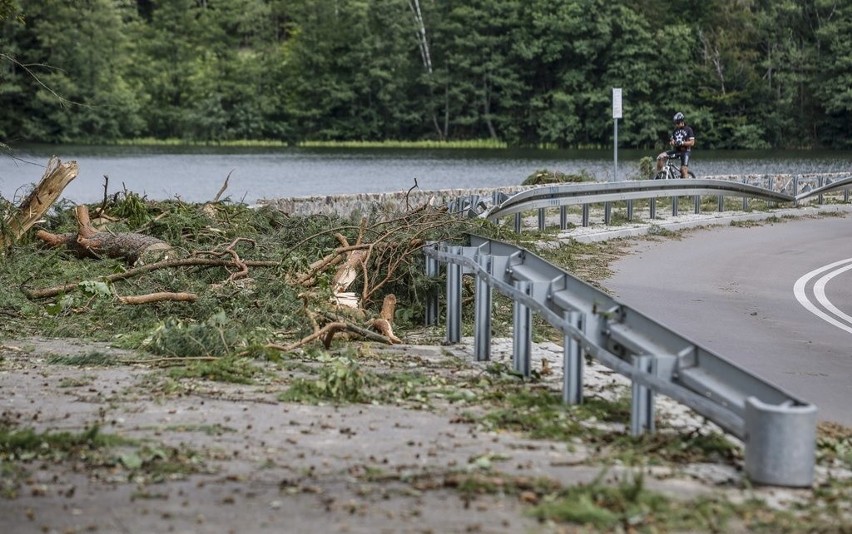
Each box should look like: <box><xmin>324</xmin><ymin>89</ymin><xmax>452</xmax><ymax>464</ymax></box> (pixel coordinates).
<box><xmin>743</xmin><ymin>397</ymin><xmax>818</xmax><ymax>487</ymax></box>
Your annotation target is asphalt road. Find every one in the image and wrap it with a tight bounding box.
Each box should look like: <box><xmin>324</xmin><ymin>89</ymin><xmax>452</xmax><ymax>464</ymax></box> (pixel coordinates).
<box><xmin>606</xmin><ymin>214</ymin><xmax>852</xmax><ymax>426</ymax></box>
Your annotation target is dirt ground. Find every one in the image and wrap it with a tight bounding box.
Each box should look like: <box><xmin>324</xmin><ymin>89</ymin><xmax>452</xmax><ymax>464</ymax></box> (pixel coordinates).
<box><xmin>3</xmin><ymin>333</ymin><xmax>839</xmax><ymax>534</ymax></box>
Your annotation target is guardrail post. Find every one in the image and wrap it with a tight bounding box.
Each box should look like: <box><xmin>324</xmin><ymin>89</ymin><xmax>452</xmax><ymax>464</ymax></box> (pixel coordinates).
<box><xmin>744</xmin><ymin>398</ymin><xmax>817</xmax><ymax>487</ymax></box>
<box><xmin>474</xmin><ymin>254</ymin><xmax>493</xmax><ymax>361</ymax></box>
<box><xmin>742</xmin><ymin>177</ymin><xmax>749</xmax><ymax>211</ymax></box>
<box><xmin>581</xmin><ymin>204</ymin><xmax>590</xmax><ymax>227</ymax></box>
<box><xmin>604</xmin><ymin>202</ymin><xmax>612</xmax><ymax>225</ymax></box>
<box><xmin>792</xmin><ymin>175</ymin><xmax>799</xmax><ymax>207</ymax></box>
<box><xmin>717</xmin><ymin>194</ymin><xmax>724</xmax><ymax>212</ymax></box>
<box><xmin>649</xmin><ymin>198</ymin><xmax>656</xmax><ymax>219</ymax></box>
<box><xmin>425</xmin><ymin>254</ymin><xmax>440</xmax><ymax>326</ymax></box>
<box><xmin>560</xmin><ymin>206</ymin><xmax>568</xmax><ymax>229</ymax></box>
<box><xmin>630</xmin><ymin>355</ymin><xmax>655</xmax><ymax>435</ymax></box>
<box><xmin>767</xmin><ymin>174</ymin><xmax>778</xmax><ymax>208</ymax></box>
<box><xmin>446</xmin><ymin>251</ymin><xmax>462</xmax><ymax>344</ymax></box>
<box><xmin>447</xmin><ymin>198</ymin><xmax>456</xmax><ymax>213</ymax></box>
<box><xmin>563</xmin><ymin>310</ymin><xmax>584</xmax><ymax>405</ymax></box>
<box><xmin>538</xmin><ymin>208</ymin><xmax>546</xmax><ymax>231</ymax></box>
<box><xmin>693</xmin><ymin>195</ymin><xmax>701</xmax><ymax>215</ymax></box>
<box><xmin>626</xmin><ymin>200</ymin><xmax>633</xmax><ymax>221</ymax></box>
<box><xmin>512</xmin><ymin>281</ymin><xmax>532</xmax><ymax>377</ymax></box>
<box><xmin>672</xmin><ymin>196</ymin><xmax>679</xmax><ymax>217</ymax></box>
<box><xmin>514</xmin><ymin>213</ymin><xmax>521</xmax><ymax>233</ymax></box>
<box><xmin>818</xmin><ymin>176</ymin><xmax>824</xmax><ymax>205</ymax></box>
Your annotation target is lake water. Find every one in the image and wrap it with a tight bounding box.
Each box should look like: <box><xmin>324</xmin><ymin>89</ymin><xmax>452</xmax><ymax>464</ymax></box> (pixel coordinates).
<box><xmin>2</xmin><ymin>144</ymin><xmax>851</xmax><ymax>204</ymax></box>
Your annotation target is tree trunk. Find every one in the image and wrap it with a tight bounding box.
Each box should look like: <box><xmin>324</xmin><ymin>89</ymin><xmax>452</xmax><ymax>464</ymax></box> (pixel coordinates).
<box><xmin>2</xmin><ymin>156</ymin><xmax>78</xmax><ymax>248</ymax></box>
<box><xmin>36</xmin><ymin>205</ymin><xmax>172</xmax><ymax>265</ymax></box>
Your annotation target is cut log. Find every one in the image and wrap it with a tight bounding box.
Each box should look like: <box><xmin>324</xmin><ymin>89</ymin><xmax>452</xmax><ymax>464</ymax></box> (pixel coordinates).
<box><xmin>35</xmin><ymin>205</ymin><xmax>172</xmax><ymax>265</ymax></box>
<box><xmin>2</xmin><ymin>156</ymin><xmax>78</xmax><ymax>248</ymax></box>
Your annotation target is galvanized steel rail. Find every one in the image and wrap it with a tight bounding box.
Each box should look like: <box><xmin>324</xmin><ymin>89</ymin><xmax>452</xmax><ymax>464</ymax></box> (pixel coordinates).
<box><xmin>475</xmin><ymin>174</ymin><xmax>852</xmax><ymax>231</ymax></box>
<box><xmin>423</xmin><ymin>235</ymin><xmax>818</xmax><ymax>487</ymax></box>
<box><xmin>486</xmin><ymin>179</ymin><xmax>792</xmax><ymax>219</ymax></box>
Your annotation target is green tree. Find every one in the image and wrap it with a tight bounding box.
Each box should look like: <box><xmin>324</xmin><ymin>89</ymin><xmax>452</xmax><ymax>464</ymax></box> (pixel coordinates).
<box><xmin>0</xmin><ymin>0</ymin><xmax>849</xmax><ymax>148</ymax></box>
<box><xmin>515</xmin><ymin>0</ymin><xmax>609</xmax><ymax>147</ymax></box>
<box><xmin>281</xmin><ymin>0</ymin><xmax>420</xmax><ymax>141</ymax></box>
<box><xmin>0</xmin><ymin>0</ymin><xmax>19</xmax><ymax>22</ymax></box>
<box><xmin>598</xmin><ymin>4</ymin><xmax>665</xmax><ymax>149</ymax></box>
<box><xmin>424</xmin><ymin>0</ymin><xmax>524</xmax><ymax>142</ymax></box>
<box><xmin>810</xmin><ymin>0</ymin><xmax>852</xmax><ymax>147</ymax></box>
<box><xmin>0</xmin><ymin>0</ymin><xmax>143</xmax><ymax>143</ymax></box>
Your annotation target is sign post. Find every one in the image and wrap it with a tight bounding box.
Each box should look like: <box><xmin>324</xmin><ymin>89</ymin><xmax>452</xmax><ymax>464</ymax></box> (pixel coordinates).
<box><xmin>612</xmin><ymin>88</ymin><xmax>622</xmax><ymax>182</ymax></box>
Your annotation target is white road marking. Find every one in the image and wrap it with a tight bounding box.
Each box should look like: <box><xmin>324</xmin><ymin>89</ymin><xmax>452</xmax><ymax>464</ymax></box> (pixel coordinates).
<box><xmin>793</xmin><ymin>258</ymin><xmax>852</xmax><ymax>334</ymax></box>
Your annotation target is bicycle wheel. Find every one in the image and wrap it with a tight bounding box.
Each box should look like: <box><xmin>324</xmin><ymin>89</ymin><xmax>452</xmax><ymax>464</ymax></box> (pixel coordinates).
<box><xmin>654</xmin><ymin>171</ymin><xmax>667</xmax><ymax>180</ymax></box>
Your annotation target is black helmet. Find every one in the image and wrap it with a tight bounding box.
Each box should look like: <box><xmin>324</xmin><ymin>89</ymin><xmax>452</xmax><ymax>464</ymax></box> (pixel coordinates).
<box><xmin>673</xmin><ymin>112</ymin><xmax>685</xmax><ymax>123</ymax></box>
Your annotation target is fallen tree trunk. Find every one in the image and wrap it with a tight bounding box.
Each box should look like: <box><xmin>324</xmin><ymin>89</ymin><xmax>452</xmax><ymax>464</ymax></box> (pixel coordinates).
<box><xmin>117</xmin><ymin>292</ymin><xmax>198</xmax><ymax>305</ymax></box>
<box><xmin>2</xmin><ymin>156</ymin><xmax>78</xmax><ymax>248</ymax></box>
<box><xmin>22</xmin><ymin>256</ymin><xmax>278</xmax><ymax>300</ymax></box>
<box><xmin>35</xmin><ymin>205</ymin><xmax>172</xmax><ymax>264</ymax></box>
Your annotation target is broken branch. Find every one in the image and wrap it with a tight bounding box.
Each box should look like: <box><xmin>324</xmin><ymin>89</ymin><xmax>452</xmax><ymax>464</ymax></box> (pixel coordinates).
<box><xmin>22</xmin><ymin>256</ymin><xmax>278</xmax><ymax>299</ymax></box>
<box><xmin>2</xmin><ymin>156</ymin><xmax>78</xmax><ymax>248</ymax></box>
<box><xmin>117</xmin><ymin>292</ymin><xmax>198</xmax><ymax>305</ymax></box>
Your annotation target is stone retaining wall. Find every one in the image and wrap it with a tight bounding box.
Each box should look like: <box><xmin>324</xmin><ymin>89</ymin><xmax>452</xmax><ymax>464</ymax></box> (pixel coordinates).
<box><xmin>258</xmin><ymin>186</ymin><xmax>533</xmax><ymax>218</ymax></box>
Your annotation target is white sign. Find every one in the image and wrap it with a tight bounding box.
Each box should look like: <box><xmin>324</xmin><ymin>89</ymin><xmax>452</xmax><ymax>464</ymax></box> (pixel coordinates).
<box><xmin>612</xmin><ymin>88</ymin><xmax>622</xmax><ymax>119</ymax></box>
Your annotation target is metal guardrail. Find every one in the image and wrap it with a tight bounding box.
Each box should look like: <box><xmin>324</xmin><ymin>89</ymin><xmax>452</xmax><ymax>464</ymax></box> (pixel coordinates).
<box><xmin>796</xmin><ymin>174</ymin><xmax>852</xmax><ymax>202</ymax></box>
<box><xmin>468</xmin><ymin>174</ymin><xmax>852</xmax><ymax>231</ymax></box>
<box><xmin>423</xmin><ymin>235</ymin><xmax>818</xmax><ymax>487</ymax></box>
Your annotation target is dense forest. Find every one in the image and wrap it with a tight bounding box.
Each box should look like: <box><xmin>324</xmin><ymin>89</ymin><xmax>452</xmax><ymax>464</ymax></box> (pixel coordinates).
<box><xmin>0</xmin><ymin>0</ymin><xmax>849</xmax><ymax>149</ymax></box>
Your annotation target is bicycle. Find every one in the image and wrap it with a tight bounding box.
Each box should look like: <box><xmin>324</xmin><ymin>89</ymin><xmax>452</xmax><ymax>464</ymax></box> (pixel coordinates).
<box><xmin>654</xmin><ymin>151</ymin><xmax>695</xmax><ymax>180</ymax></box>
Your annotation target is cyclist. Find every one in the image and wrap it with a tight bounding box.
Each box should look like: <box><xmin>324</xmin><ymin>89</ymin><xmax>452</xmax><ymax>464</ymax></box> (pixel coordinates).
<box><xmin>656</xmin><ymin>112</ymin><xmax>695</xmax><ymax>178</ymax></box>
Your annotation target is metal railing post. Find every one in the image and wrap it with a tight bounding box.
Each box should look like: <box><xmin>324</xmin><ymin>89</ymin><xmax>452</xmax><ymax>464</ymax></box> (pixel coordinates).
<box><xmin>742</xmin><ymin>177</ymin><xmax>749</xmax><ymax>211</ymax></box>
<box><xmin>474</xmin><ymin>254</ymin><xmax>493</xmax><ymax>361</ymax></box>
<box><xmin>649</xmin><ymin>198</ymin><xmax>656</xmax><ymax>219</ymax></box>
<box><xmin>717</xmin><ymin>194</ymin><xmax>724</xmax><ymax>212</ymax></box>
<box><xmin>766</xmin><ymin>175</ymin><xmax>777</xmax><ymax>208</ymax></box>
<box><xmin>425</xmin><ymin>255</ymin><xmax>440</xmax><ymax>326</ymax></box>
<box><xmin>514</xmin><ymin>213</ymin><xmax>522</xmax><ymax>233</ymax></box>
<box><xmin>672</xmin><ymin>196</ymin><xmax>679</xmax><ymax>217</ymax></box>
<box><xmin>792</xmin><ymin>175</ymin><xmax>800</xmax><ymax>207</ymax></box>
<box><xmin>512</xmin><ymin>281</ymin><xmax>532</xmax><ymax>377</ymax></box>
<box><xmin>560</xmin><ymin>206</ymin><xmax>568</xmax><ymax>229</ymax></box>
<box><xmin>631</xmin><ymin>355</ymin><xmax>655</xmax><ymax>436</ymax></box>
<box><xmin>627</xmin><ymin>200</ymin><xmax>634</xmax><ymax>221</ymax></box>
<box><xmin>604</xmin><ymin>202</ymin><xmax>612</xmax><ymax>225</ymax></box>
<box><xmin>538</xmin><ymin>208</ymin><xmax>546</xmax><ymax>231</ymax></box>
<box><xmin>693</xmin><ymin>195</ymin><xmax>701</xmax><ymax>214</ymax></box>
<box><xmin>445</xmin><ymin>250</ymin><xmax>462</xmax><ymax>343</ymax></box>
<box><xmin>582</xmin><ymin>204</ymin><xmax>590</xmax><ymax>227</ymax></box>
<box><xmin>818</xmin><ymin>176</ymin><xmax>824</xmax><ymax>205</ymax></box>
<box><xmin>563</xmin><ymin>310</ymin><xmax>584</xmax><ymax>405</ymax></box>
